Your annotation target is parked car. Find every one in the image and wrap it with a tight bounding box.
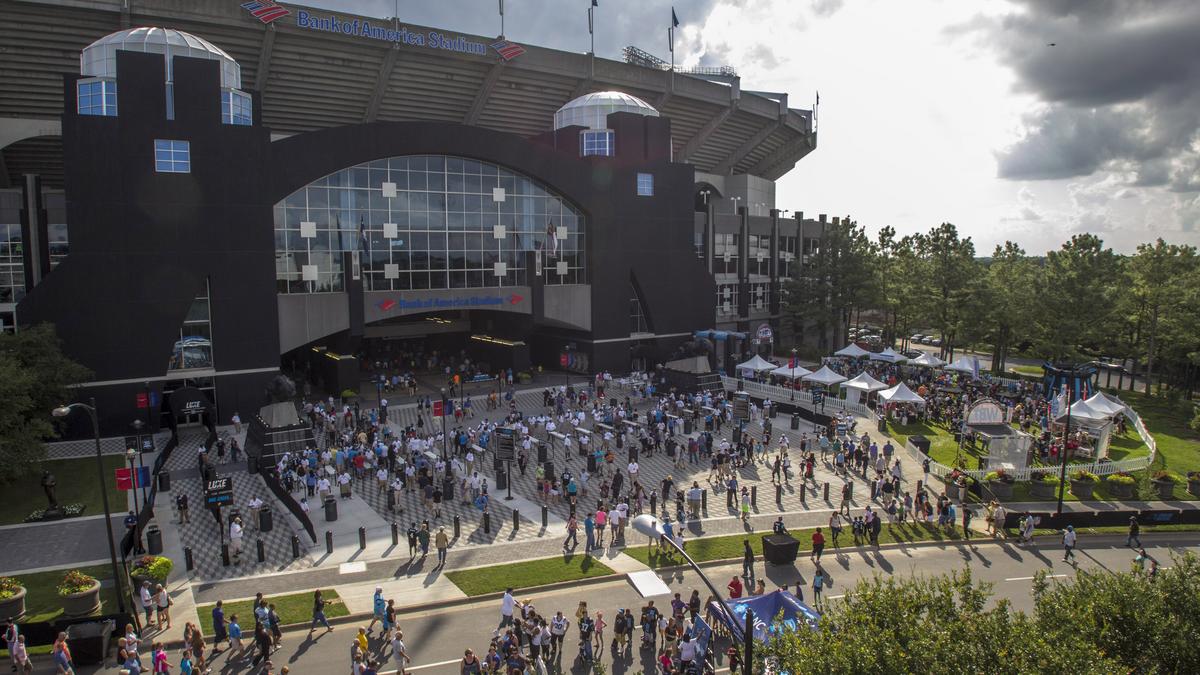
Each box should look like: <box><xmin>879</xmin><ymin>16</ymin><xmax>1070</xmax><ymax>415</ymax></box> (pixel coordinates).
<box><xmin>918</xmin><ymin>336</ymin><xmax>934</xmax><ymax>345</ymax></box>
<box><xmin>910</xmin><ymin>334</ymin><xmax>925</xmax><ymax>342</ymax></box>
<box><xmin>930</xmin><ymin>337</ymin><xmax>943</xmax><ymax>347</ymax></box>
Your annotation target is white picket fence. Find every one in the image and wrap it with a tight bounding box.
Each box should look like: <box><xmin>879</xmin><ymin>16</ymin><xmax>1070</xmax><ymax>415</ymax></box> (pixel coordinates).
<box><xmin>913</xmin><ymin>405</ymin><xmax>1156</xmax><ymax>482</ymax></box>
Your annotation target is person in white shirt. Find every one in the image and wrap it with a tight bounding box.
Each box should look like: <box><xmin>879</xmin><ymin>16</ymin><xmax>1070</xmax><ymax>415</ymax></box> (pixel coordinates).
<box><xmin>376</xmin><ymin>467</ymin><xmax>389</xmax><ymax>494</ymax></box>
<box><xmin>465</xmin><ymin>451</ymin><xmax>475</xmax><ymax>475</ymax></box>
<box><xmin>247</xmin><ymin>497</ymin><xmax>263</xmax><ymax>531</ymax></box>
<box><xmin>500</xmin><ymin>588</ymin><xmax>516</xmax><ymax>627</ymax></box>
<box><xmin>337</xmin><ymin>471</ymin><xmax>352</xmax><ymax>498</ymax></box>
<box><xmin>627</xmin><ymin>461</ymin><xmax>639</xmax><ymax>481</ymax></box>
<box><xmin>317</xmin><ymin>476</ymin><xmax>331</xmax><ymax>499</ymax></box>
<box><xmin>229</xmin><ymin>517</ymin><xmax>244</xmax><ymax>559</ymax></box>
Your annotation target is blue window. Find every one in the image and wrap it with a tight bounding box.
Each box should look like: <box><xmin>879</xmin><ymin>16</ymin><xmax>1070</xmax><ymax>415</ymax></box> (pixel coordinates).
<box><xmin>154</xmin><ymin>140</ymin><xmax>191</xmax><ymax>173</ymax></box>
<box><xmin>580</xmin><ymin>130</ymin><xmax>614</xmax><ymax>157</ymax></box>
<box><xmin>221</xmin><ymin>89</ymin><xmax>253</xmax><ymax>126</ymax></box>
<box><xmin>77</xmin><ymin>79</ymin><xmax>117</xmax><ymax>116</ymax></box>
<box><xmin>637</xmin><ymin>173</ymin><xmax>654</xmax><ymax>196</ymax></box>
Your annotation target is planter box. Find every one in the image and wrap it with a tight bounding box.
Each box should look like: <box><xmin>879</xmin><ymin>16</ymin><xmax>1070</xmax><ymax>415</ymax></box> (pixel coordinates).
<box><xmin>1188</xmin><ymin>479</ymin><xmax>1200</xmax><ymax>497</ymax></box>
<box><xmin>1107</xmin><ymin>481</ymin><xmax>1135</xmax><ymax>500</ymax></box>
<box><xmin>1029</xmin><ymin>481</ymin><xmax>1058</xmax><ymax>500</ymax></box>
<box><xmin>946</xmin><ymin>483</ymin><xmax>966</xmax><ymax>503</ymax></box>
<box><xmin>60</xmin><ymin>581</ymin><xmax>101</xmax><ymax>618</ymax></box>
<box><xmin>0</xmin><ymin>586</ymin><xmax>26</xmax><ymax>621</ymax></box>
<box><xmin>987</xmin><ymin>480</ymin><xmax>1014</xmax><ymax>500</ymax></box>
<box><xmin>1151</xmin><ymin>479</ymin><xmax>1176</xmax><ymax>500</ymax></box>
<box><xmin>1069</xmin><ymin>479</ymin><xmax>1097</xmax><ymax>500</ymax></box>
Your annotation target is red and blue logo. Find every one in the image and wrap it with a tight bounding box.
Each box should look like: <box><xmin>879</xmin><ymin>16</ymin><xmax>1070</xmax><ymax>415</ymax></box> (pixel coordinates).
<box><xmin>241</xmin><ymin>1</ymin><xmax>290</xmax><ymax>24</ymax></box>
<box><xmin>491</xmin><ymin>39</ymin><xmax>526</xmax><ymax>61</ymax></box>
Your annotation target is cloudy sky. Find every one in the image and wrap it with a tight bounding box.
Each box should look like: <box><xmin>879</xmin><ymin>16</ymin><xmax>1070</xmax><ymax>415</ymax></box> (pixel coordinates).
<box><xmin>307</xmin><ymin>0</ymin><xmax>1200</xmax><ymax>254</ymax></box>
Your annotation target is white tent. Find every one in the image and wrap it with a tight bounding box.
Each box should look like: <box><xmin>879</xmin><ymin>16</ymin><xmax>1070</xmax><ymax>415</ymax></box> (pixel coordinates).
<box><xmin>736</xmin><ymin>355</ymin><xmax>776</xmax><ymax>375</ymax></box>
<box><xmin>843</xmin><ymin>371</ymin><xmax>888</xmax><ymax>405</ymax></box>
<box><xmin>878</xmin><ymin>382</ymin><xmax>926</xmax><ymax>406</ymax></box>
<box><xmin>944</xmin><ymin>356</ymin><xmax>981</xmax><ymax>376</ymax></box>
<box><xmin>842</xmin><ymin>372</ymin><xmax>888</xmax><ymax>392</ymax></box>
<box><xmin>801</xmin><ymin>365</ymin><xmax>847</xmax><ymax>387</ymax></box>
<box><xmin>1084</xmin><ymin>392</ymin><xmax>1126</xmax><ymax>417</ymax></box>
<box><xmin>1054</xmin><ymin>399</ymin><xmax>1112</xmax><ymax>423</ymax></box>
<box><xmin>869</xmin><ymin>347</ymin><xmax>908</xmax><ymax>363</ymax></box>
<box><xmin>911</xmin><ymin>352</ymin><xmax>945</xmax><ymax>368</ymax></box>
<box><xmin>769</xmin><ymin>364</ymin><xmax>813</xmax><ymax>380</ymax></box>
<box><xmin>834</xmin><ymin>343</ymin><xmax>870</xmax><ymax>358</ymax></box>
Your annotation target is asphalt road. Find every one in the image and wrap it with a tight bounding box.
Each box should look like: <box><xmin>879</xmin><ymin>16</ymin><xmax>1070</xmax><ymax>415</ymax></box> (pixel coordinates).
<box><xmin>75</xmin><ymin>533</ymin><xmax>1197</xmax><ymax>675</ymax></box>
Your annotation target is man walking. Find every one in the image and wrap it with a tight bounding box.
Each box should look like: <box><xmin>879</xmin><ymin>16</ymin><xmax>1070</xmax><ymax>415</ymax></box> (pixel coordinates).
<box><xmin>1062</xmin><ymin>525</ymin><xmax>1078</xmax><ymax>564</ymax></box>
<box><xmin>741</xmin><ymin>539</ymin><xmax>755</xmax><ymax>583</ymax></box>
<box><xmin>435</xmin><ymin>527</ymin><xmax>449</xmax><ymax>567</ymax></box>
<box><xmin>810</xmin><ymin>528</ymin><xmax>825</xmax><ymax>562</ymax></box>
<box><xmin>1126</xmin><ymin>516</ymin><xmax>1141</xmax><ymax>548</ymax></box>
<box><xmin>176</xmin><ymin>493</ymin><xmax>189</xmax><ymax>524</ymax></box>
<box><xmin>563</xmin><ymin>514</ymin><xmax>578</xmax><ymax>550</ymax></box>
<box><xmin>962</xmin><ymin>507</ymin><xmax>973</xmax><ymax>541</ymax></box>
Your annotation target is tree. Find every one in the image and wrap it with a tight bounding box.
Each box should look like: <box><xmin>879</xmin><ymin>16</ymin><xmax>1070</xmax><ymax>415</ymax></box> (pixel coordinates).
<box><xmin>1127</xmin><ymin>239</ymin><xmax>1199</xmax><ymax>394</ymax></box>
<box><xmin>983</xmin><ymin>242</ymin><xmax>1040</xmax><ymax>373</ymax></box>
<box><xmin>912</xmin><ymin>223</ymin><xmax>982</xmax><ymax>361</ymax></box>
<box><xmin>1035</xmin><ymin>234</ymin><xmax>1120</xmax><ymax>362</ymax></box>
<box><xmin>783</xmin><ymin>218</ymin><xmax>877</xmax><ymax>354</ymax></box>
<box><xmin>0</xmin><ymin>323</ymin><xmax>92</xmax><ymax>484</ymax></box>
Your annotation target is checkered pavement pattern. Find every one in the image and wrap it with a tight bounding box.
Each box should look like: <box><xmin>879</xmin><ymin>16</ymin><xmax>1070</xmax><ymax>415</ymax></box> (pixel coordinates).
<box><xmin>44</xmin><ymin>431</ymin><xmax>172</xmax><ymax>459</ymax></box>
<box><xmin>167</xmin><ymin>429</ymin><xmax>315</xmax><ymax>580</ymax></box>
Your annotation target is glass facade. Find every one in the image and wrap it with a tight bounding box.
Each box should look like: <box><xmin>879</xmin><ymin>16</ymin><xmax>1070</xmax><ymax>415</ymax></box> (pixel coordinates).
<box><xmin>580</xmin><ymin>130</ymin><xmax>614</xmax><ymax>157</ymax></box>
<box><xmin>716</xmin><ymin>280</ymin><xmax>736</xmax><ymax>317</ymax></box>
<box><xmin>221</xmin><ymin>89</ymin><xmax>252</xmax><ymax>126</ymax></box>
<box><xmin>713</xmin><ymin>233</ymin><xmax>738</xmax><ymax>275</ymax></box>
<box><xmin>275</xmin><ymin>155</ymin><xmax>586</xmax><ymax>294</ymax></box>
<box><xmin>154</xmin><ymin>140</ymin><xmax>190</xmax><ymax>173</ymax></box>
<box><xmin>77</xmin><ymin>79</ymin><xmax>117</xmax><ymax>116</ymax></box>
<box><xmin>44</xmin><ymin>191</ymin><xmax>69</xmax><ymax>269</ymax></box>
<box><xmin>0</xmin><ymin>192</ymin><xmax>25</xmax><ymax>310</ymax></box>
<box><xmin>168</xmin><ymin>280</ymin><xmax>213</xmax><ymax>371</ymax></box>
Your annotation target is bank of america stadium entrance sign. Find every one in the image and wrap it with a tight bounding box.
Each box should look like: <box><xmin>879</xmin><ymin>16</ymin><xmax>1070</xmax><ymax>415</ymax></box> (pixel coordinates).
<box><xmin>295</xmin><ymin>10</ymin><xmax>492</xmax><ymax>57</ymax></box>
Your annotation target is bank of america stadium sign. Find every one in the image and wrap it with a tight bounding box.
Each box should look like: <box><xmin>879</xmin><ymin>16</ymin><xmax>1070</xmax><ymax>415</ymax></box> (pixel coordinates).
<box><xmin>242</xmin><ymin>2</ymin><xmax>524</xmax><ymax>61</ymax></box>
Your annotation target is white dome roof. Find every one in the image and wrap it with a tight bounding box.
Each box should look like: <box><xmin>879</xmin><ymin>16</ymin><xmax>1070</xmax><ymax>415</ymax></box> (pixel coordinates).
<box><xmin>553</xmin><ymin>91</ymin><xmax>659</xmax><ymax>131</ymax></box>
<box><xmin>81</xmin><ymin>27</ymin><xmax>241</xmax><ymax>89</ymax></box>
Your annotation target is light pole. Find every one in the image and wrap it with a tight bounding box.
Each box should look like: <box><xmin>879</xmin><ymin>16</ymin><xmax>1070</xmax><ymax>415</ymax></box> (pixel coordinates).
<box><xmin>53</xmin><ymin>398</ymin><xmax>126</xmax><ymax>613</ymax></box>
<box><xmin>440</xmin><ymin>387</ymin><xmax>449</xmax><ymax>461</ymax></box>
<box><xmin>130</xmin><ymin>419</ymin><xmax>149</xmax><ymax>507</ymax></box>
<box><xmin>1055</xmin><ymin>362</ymin><xmax>1097</xmax><ymax>515</ymax></box>
<box><xmin>632</xmin><ymin>514</ymin><xmax>752</xmax><ymax>667</ymax></box>
<box><xmin>790</xmin><ymin>348</ymin><xmax>797</xmax><ymax>401</ymax></box>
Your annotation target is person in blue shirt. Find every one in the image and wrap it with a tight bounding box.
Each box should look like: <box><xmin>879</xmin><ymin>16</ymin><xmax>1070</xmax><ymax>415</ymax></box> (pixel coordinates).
<box><xmin>228</xmin><ymin>615</ymin><xmax>243</xmax><ymax>655</ymax></box>
<box><xmin>211</xmin><ymin>601</ymin><xmax>228</xmax><ymax>651</ymax></box>
<box><xmin>584</xmin><ymin>513</ymin><xmax>596</xmax><ymax>552</ymax></box>
<box><xmin>368</xmin><ymin>586</ymin><xmax>386</xmax><ymax>633</ymax></box>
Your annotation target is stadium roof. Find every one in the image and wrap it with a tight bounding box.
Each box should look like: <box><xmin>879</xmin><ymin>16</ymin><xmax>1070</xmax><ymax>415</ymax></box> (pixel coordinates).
<box><xmin>1</xmin><ymin>0</ymin><xmax>817</xmax><ymax>188</ymax></box>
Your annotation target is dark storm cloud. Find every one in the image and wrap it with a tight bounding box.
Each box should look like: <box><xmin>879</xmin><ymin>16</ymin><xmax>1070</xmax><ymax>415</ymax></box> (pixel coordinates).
<box><xmin>979</xmin><ymin>0</ymin><xmax>1200</xmax><ymax>190</ymax></box>
<box><xmin>304</xmin><ymin>0</ymin><xmax>720</xmax><ymax>62</ymax></box>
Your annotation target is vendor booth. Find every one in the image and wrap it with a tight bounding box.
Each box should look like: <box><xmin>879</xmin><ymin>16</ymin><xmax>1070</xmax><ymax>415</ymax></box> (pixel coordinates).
<box><xmin>736</xmin><ymin>355</ymin><xmax>777</xmax><ymax>378</ymax></box>
<box><xmin>869</xmin><ymin>347</ymin><xmax>908</xmax><ymax>364</ymax></box>
<box><xmin>842</xmin><ymin>371</ymin><xmax>888</xmax><ymax>406</ymax></box>
<box><xmin>912</xmin><ymin>352</ymin><xmax>945</xmax><ymax>368</ymax></box>
<box><xmin>965</xmin><ymin>398</ymin><xmax>1034</xmax><ymax>471</ymax></box>
<box><xmin>802</xmin><ymin>365</ymin><xmax>848</xmax><ymax>387</ymax></box>
<box><xmin>945</xmin><ymin>356</ymin><xmax>982</xmax><ymax>377</ymax></box>
<box><xmin>878</xmin><ymin>382</ymin><xmax>926</xmax><ymax>423</ymax></box>
<box><xmin>769</xmin><ymin>363</ymin><xmax>813</xmax><ymax>381</ymax></box>
<box><xmin>1054</xmin><ymin>399</ymin><xmax>1115</xmax><ymax>459</ymax></box>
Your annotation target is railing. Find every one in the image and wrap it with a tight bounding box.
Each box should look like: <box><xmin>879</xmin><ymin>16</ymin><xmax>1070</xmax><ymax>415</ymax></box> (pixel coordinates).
<box><xmin>260</xmin><ymin>467</ymin><xmax>317</xmax><ymax>543</ymax></box>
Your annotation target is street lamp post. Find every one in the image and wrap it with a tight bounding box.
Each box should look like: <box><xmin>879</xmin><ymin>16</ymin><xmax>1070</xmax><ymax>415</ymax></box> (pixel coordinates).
<box><xmin>53</xmin><ymin>398</ymin><xmax>126</xmax><ymax>613</ymax></box>
<box><xmin>632</xmin><ymin>514</ymin><xmax>751</xmax><ymax>668</ymax></box>
<box><xmin>130</xmin><ymin>419</ymin><xmax>149</xmax><ymax>508</ymax></box>
<box><xmin>440</xmin><ymin>387</ymin><xmax>449</xmax><ymax>461</ymax></box>
<box><xmin>790</xmin><ymin>347</ymin><xmax>797</xmax><ymax>401</ymax></box>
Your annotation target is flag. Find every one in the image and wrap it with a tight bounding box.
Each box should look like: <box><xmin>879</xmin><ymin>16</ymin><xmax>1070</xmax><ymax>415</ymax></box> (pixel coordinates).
<box><xmin>788</xmin><ymin>355</ymin><xmax>796</xmax><ymax>369</ymax></box>
<box><xmin>970</xmin><ymin>356</ymin><xmax>979</xmax><ymax>380</ymax></box>
<box><xmin>116</xmin><ymin>467</ymin><xmax>133</xmax><ymax>491</ymax></box>
<box><xmin>491</xmin><ymin>39</ymin><xmax>526</xmax><ymax>61</ymax></box>
<box><xmin>592</xmin><ymin>0</ymin><xmax>598</xmax><ymax>5</ymax></box>
<box><xmin>672</xmin><ymin>7</ymin><xmax>680</xmax><ymax>27</ymax></box>
<box><xmin>432</xmin><ymin>400</ymin><xmax>443</xmax><ymax>418</ymax></box>
<box><xmin>546</xmin><ymin>220</ymin><xmax>559</xmax><ymax>256</ymax></box>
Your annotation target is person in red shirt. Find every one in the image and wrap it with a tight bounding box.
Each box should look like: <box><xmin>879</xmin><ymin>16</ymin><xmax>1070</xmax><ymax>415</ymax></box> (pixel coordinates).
<box><xmin>727</xmin><ymin>576</ymin><xmax>743</xmax><ymax>598</ymax></box>
<box><xmin>811</xmin><ymin>527</ymin><xmax>826</xmax><ymax>562</ymax></box>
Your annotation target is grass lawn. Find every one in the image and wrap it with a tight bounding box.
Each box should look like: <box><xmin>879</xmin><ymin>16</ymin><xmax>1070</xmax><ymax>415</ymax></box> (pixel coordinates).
<box><xmin>1009</xmin><ymin>364</ymin><xmax>1044</xmax><ymax>377</ymax></box>
<box><xmin>882</xmin><ymin>420</ymin><xmax>980</xmax><ymax>469</ymax></box>
<box><xmin>1107</xmin><ymin>390</ymin><xmax>1200</xmax><ymax>501</ymax></box>
<box><xmin>0</xmin><ymin>454</ymin><xmax>128</xmax><ymax>525</ymax></box>
<box><xmin>446</xmin><ymin>555</ymin><xmax>615</xmax><ymax>597</ymax></box>
<box><xmin>197</xmin><ymin>590</ymin><xmax>348</xmax><ymax>634</ymax></box>
<box><xmin>1005</xmin><ymin>523</ymin><xmax>1200</xmax><ymax>538</ymax></box>
<box><xmin>625</xmin><ymin>521</ymin><xmax>966</xmax><ymax>569</ymax></box>
<box><xmin>3</xmin><ymin>564</ymin><xmax>125</xmax><ymax>625</ymax></box>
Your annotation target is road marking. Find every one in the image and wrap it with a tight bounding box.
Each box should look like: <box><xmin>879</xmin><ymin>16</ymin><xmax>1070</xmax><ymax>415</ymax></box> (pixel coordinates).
<box><xmin>1005</xmin><ymin>574</ymin><xmax>1067</xmax><ymax>582</ymax></box>
<box><xmin>339</xmin><ymin>561</ymin><xmax>367</xmax><ymax>574</ymax></box>
<box><xmin>381</xmin><ymin>658</ymin><xmax>460</xmax><ymax>673</ymax></box>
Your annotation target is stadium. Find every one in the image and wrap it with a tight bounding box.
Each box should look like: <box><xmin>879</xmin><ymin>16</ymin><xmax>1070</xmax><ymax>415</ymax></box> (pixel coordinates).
<box><xmin>0</xmin><ymin>0</ymin><xmax>828</xmax><ymax>431</ymax></box>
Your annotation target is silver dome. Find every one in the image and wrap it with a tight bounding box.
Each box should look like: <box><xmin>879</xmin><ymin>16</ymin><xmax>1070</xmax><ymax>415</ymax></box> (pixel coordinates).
<box><xmin>81</xmin><ymin>27</ymin><xmax>241</xmax><ymax>89</ymax></box>
<box><xmin>553</xmin><ymin>91</ymin><xmax>659</xmax><ymax>131</ymax></box>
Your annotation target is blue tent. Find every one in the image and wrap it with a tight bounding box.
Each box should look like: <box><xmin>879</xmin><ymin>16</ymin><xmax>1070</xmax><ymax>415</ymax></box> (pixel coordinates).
<box><xmin>708</xmin><ymin>590</ymin><xmax>820</xmax><ymax>641</ymax></box>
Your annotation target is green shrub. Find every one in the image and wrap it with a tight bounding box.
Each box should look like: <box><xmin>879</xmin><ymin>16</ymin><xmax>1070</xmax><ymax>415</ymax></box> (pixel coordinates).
<box><xmin>56</xmin><ymin>570</ymin><xmax>97</xmax><ymax>596</ymax></box>
<box><xmin>130</xmin><ymin>555</ymin><xmax>173</xmax><ymax>584</ymax></box>
<box><xmin>1035</xmin><ymin>473</ymin><xmax>1061</xmax><ymax>485</ymax></box>
<box><xmin>1071</xmin><ymin>469</ymin><xmax>1099</xmax><ymax>482</ymax></box>
<box><xmin>1188</xmin><ymin>471</ymin><xmax>1200</xmax><ymax>481</ymax></box>
<box><xmin>985</xmin><ymin>469</ymin><xmax>1012</xmax><ymax>483</ymax></box>
<box><xmin>340</xmin><ymin>389</ymin><xmax>358</xmax><ymax>399</ymax></box>
<box><xmin>0</xmin><ymin>577</ymin><xmax>22</xmax><ymax>601</ymax></box>
<box><xmin>1151</xmin><ymin>470</ymin><xmax>1182</xmax><ymax>483</ymax></box>
<box><xmin>1106</xmin><ymin>473</ymin><xmax>1136</xmax><ymax>486</ymax></box>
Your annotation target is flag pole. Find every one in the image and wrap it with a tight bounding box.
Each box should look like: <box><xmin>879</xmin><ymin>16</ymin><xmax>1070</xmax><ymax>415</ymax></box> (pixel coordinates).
<box><xmin>588</xmin><ymin>4</ymin><xmax>595</xmax><ymax>78</ymax></box>
<box><xmin>499</xmin><ymin>0</ymin><xmax>505</xmax><ymax>38</ymax></box>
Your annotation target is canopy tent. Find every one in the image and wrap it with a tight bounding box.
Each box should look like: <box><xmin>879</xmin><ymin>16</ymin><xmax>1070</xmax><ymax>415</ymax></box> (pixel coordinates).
<box><xmin>878</xmin><ymin>382</ymin><xmax>926</xmax><ymax>406</ymax></box>
<box><xmin>706</xmin><ymin>590</ymin><xmax>819</xmax><ymax>642</ymax></box>
<box><xmin>735</xmin><ymin>354</ymin><xmax>776</xmax><ymax>375</ymax></box>
<box><xmin>911</xmin><ymin>352</ymin><xmax>945</xmax><ymax>368</ymax></box>
<box><xmin>843</xmin><ymin>371</ymin><xmax>889</xmax><ymax>405</ymax></box>
<box><xmin>1054</xmin><ymin>399</ymin><xmax>1116</xmax><ymax>459</ymax></box>
<box><xmin>944</xmin><ymin>356</ymin><xmax>981</xmax><ymax>377</ymax></box>
<box><xmin>834</xmin><ymin>343</ymin><xmax>870</xmax><ymax>358</ymax></box>
<box><xmin>1054</xmin><ymin>399</ymin><xmax>1112</xmax><ymax>423</ymax></box>
<box><xmin>769</xmin><ymin>363</ymin><xmax>813</xmax><ymax>380</ymax></box>
<box><xmin>1084</xmin><ymin>392</ymin><xmax>1126</xmax><ymax>417</ymax></box>
<box><xmin>802</xmin><ymin>365</ymin><xmax>848</xmax><ymax>387</ymax></box>
<box><xmin>843</xmin><ymin>372</ymin><xmax>888</xmax><ymax>392</ymax></box>
<box><xmin>869</xmin><ymin>347</ymin><xmax>908</xmax><ymax>363</ymax></box>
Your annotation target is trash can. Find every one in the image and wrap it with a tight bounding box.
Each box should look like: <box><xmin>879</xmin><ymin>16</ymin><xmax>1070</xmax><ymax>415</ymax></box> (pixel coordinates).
<box><xmin>259</xmin><ymin>508</ymin><xmax>273</xmax><ymax>533</ymax></box>
<box><xmin>157</xmin><ymin>471</ymin><xmax>171</xmax><ymax>492</ymax></box>
<box><xmin>497</xmin><ymin>470</ymin><xmax>508</xmax><ymax>491</ymax></box>
<box><xmin>324</xmin><ymin>497</ymin><xmax>338</xmax><ymax>521</ymax></box>
<box><xmin>684</xmin><ymin>418</ymin><xmax>693</xmax><ymax>435</ymax></box>
<box><xmin>145</xmin><ymin>526</ymin><xmax>163</xmax><ymax>555</ymax></box>
<box><xmin>65</xmin><ymin>619</ymin><xmax>114</xmax><ymax>665</ymax></box>
<box><xmin>442</xmin><ymin>476</ymin><xmax>455</xmax><ymax>501</ymax></box>
<box><xmin>791</xmin><ymin>413</ymin><xmax>800</xmax><ymax>430</ymax></box>
<box><xmin>877</xmin><ymin>416</ymin><xmax>887</xmax><ymax>433</ymax></box>
<box><xmin>247</xmin><ymin>454</ymin><xmax>259</xmax><ymax>475</ymax></box>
